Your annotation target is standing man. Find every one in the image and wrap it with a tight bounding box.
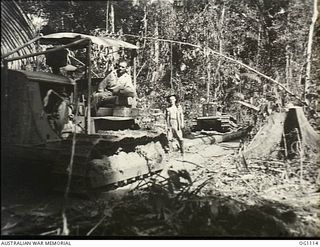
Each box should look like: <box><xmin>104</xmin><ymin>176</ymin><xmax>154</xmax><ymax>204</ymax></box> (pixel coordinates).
<box><xmin>92</xmin><ymin>60</ymin><xmax>136</xmax><ymax>112</ymax></box>
<box><xmin>165</xmin><ymin>94</ymin><xmax>185</xmax><ymax>156</ymax></box>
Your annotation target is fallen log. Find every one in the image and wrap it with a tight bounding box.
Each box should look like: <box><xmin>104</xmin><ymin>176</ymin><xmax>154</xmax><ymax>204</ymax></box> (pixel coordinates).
<box><xmin>186</xmin><ymin>126</ymin><xmax>252</xmax><ymax>147</ymax></box>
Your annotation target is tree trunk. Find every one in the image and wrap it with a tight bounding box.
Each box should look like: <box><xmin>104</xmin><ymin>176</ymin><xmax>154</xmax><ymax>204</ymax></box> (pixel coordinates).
<box><xmin>213</xmin><ymin>6</ymin><xmax>225</xmax><ymax>99</ymax></box>
<box><xmin>151</xmin><ymin>20</ymin><xmax>160</xmax><ymax>84</ymax></box>
<box><xmin>106</xmin><ymin>1</ymin><xmax>109</xmax><ymax>33</ymax></box>
<box><xmin>206</xmin><ymin>61</ymin><xmax>211</xmax><ymax>102</ymax></box>
<box><xmin>305</xmin><ymin>0</ymin><xmax>318</xmax><ymax>103</ymax></box>
<box><xmin>110</xmin><ymin>3</ymin><xmax>115</xmax><ymax>34</ymax></box>
<box><xmin>154</xmin><ymin>21</ymin><xmax>159</xmax><ymax>67</ymax></box>
<box><xmin>143</xmin><ymin>5</ymin><xmax>147</xmax><ymax>48</ymax></box>
<box><xmin>170</xmin><ymin>42</ymin><xmax>173</xmax><ymax>89</ymax></box>
<box><xmin>133</xmin><ymin>57</ymin><xmax>137</xmax><ymax>87</ymax></box>
<box><xmin>285</xmin><ymin>45</ymin><xmax>290</xmax><ymax>90</ymax></box>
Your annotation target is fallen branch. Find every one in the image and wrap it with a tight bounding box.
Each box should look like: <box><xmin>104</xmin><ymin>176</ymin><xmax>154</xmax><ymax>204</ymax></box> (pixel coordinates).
<box><xmin>235</xmin><ymin>100</ymin><xmax>260</xmax><ymax>111</ymax></box>
<box><xmin>207</xmin><ymin>47</ymin><xmax>306</xmax><ymax>105</ymax></box>
<box><xmin>238</xmin><ymin>177</ymin><xmax>259</xmax><ymax>195</ymax></box>
<box><xmin>136</xmin><ymin>61</ymin><xmax>147</xmax><ymax>78</ymax></box>
<box><xmin>188</xmin><ymin>175</ymin><xmax>216</xmax><ymax>197</ymax></box>
<box><xmin>261</xmin><ymin>184</ymin><xmax>298</xmax><ymax>195</ymax></box>
<box><xmin>249</xmin><ymin>163</ymin><xmax>288</xmax><ymax>174</ymax></box>
<box><xmin>86</xmin><ymin>215</ymin><xmax>107</xmax><ymax>236</ymax></box>
<box><xmin>123</xmin><ymin>33</ymin><xmax>202</xmax><ymax>48</ymax></box>
<box><xmin>249</xmin><ymin>158</ymin><xmax>286</xmax><ymax>164</ymax></box>
<box><xmin>265</xmin><ymin>167</ymin><xmax>287</xmax><ymax>174</ymax></box>
<box><xmin>177</xmin><ymin>159</ymin><xmax>204</xmax><ymax>168</ymax></box>
<box><xmin>127</xmin><ymin>32</ymin><xmax>306</xmax><ymax>103</ymax></box>
<box><xmin>40</xmin><ymin>228</ymin><xmax>61</xmax><ymax>236</ymax></box>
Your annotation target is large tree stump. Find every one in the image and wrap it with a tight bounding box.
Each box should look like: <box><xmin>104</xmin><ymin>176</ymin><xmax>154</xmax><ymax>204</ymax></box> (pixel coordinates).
<box><xmin>244</xmin><ymin>107</ymin><xmax>320</xmax><ymax>159</ymax></box>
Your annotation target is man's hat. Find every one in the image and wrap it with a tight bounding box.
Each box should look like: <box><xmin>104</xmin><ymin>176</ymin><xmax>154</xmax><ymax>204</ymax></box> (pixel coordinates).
<box><xmin>166</xmin><ymin>93</ymin><xmax>179</xmax><ymax>103</ymax></box>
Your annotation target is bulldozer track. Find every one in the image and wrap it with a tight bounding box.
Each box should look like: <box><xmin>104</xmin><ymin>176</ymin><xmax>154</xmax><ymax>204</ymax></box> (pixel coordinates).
<box><xmin>49</xmin><ymin>132</ymin><xmax>168</xmax><ymax>195</ymax></box>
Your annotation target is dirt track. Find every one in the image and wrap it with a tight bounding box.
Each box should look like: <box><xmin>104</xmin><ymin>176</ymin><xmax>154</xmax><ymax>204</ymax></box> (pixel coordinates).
<box><xmin>1</xmin><ymin>138</ymin><xmax>319</xmax><ymax>237</ymax></box>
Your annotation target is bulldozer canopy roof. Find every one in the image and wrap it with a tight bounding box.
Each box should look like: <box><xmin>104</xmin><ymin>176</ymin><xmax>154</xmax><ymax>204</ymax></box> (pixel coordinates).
<box><xmin>40</xmin><ymin>32</ymin><xmax>139</xmax><ymax>50</ymax></box>
<box><xmin>9</xmin><ymin>69</ymin><xmax>75</xmax><ymax>85</ymax></box>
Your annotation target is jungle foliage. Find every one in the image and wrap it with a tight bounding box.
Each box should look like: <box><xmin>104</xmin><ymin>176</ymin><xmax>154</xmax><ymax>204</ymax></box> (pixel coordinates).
<box><xmin>17</xmin><ymin>0</ymin><xmax>317</xmax><ymax>120</ymax></box>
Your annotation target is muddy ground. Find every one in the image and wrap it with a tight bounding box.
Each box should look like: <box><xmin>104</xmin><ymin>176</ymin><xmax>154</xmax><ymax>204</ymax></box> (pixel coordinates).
<box><xmin>1</xmin><ymin>138</ymin><xmax>319</xmax><ymax>237</ymax></box>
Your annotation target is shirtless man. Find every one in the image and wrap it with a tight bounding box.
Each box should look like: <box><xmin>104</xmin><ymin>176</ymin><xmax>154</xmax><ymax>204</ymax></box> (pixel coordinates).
<box><xmin>165</xmin><ymin>94</ymin><xmax>184</xmax><ymax>155</ymax></box>
<box><xmin>92</xmin><ymin>60</ymin><xmax>136</xmax><ymax>112</ymax></box>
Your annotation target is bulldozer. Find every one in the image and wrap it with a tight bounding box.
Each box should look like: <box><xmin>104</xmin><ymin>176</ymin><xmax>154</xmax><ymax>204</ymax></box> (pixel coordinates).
<box><xmin>195</xmin><ymin>102</ymin><xmax>238</xmax><ymax>132</ymax></box>
<box><xmin>1</xmin><ymin>33</ymin><xmax>168</xmax><ymax>194</ymax></box>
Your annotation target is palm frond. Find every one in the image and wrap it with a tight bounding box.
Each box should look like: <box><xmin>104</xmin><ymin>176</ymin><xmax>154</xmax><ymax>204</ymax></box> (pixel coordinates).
<box><xmin>1</xmin><ymin>1</ymin><xmax>37</xmax><ymax>68</ymax></box>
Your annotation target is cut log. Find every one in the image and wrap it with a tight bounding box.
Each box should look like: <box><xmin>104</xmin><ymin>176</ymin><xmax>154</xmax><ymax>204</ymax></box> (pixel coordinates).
<box><xmin>186</xmin><ymin>126</ymin><xmax>252</xmax><ymax>147</ymax></box>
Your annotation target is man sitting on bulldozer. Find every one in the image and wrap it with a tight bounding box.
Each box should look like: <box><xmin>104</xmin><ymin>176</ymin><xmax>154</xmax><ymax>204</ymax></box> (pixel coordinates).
<box><xmin>91</xmin><ymin>60</ymin><xmax>137</xmax><ymax>115</ymax></box>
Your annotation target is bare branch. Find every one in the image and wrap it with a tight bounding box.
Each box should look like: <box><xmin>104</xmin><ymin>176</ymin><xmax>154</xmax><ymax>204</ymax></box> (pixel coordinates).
<box><xmin>122</xmin><ymin>33</ymin><xmax>306</xmax><ymax>105</ymax></box>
